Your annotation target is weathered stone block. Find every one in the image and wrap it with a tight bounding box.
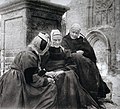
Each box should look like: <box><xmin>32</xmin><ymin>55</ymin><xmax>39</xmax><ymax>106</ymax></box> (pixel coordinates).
<box><xmin>0</xmin><ymin>0</ymin><xmax>68</xmax><ymax>74</ymax></box>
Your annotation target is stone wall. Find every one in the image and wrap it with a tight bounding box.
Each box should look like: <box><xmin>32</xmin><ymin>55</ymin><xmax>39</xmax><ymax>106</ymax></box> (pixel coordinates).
<box><xmin>66</xmin><ymin>0</ymin><xmax>120</xmax><ymax>74</ymax></box>
<box><xmin>66</xmin><ymin>0</ymin><xmax>88</xmax><ymax>34</ymax></box>
<box><xmin>0</xmin><ymin>3</ymin><xmax>27</xmax><ymax>72</ymax></box>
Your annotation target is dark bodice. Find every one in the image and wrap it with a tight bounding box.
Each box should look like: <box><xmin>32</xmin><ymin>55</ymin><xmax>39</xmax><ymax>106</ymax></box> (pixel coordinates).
<box><xmin>68</xmin><ymin>37</ymin><xmax>84</xmax><ymax>53</ymax></box>
<box><xmin>62</xmin><ymin>34</ymin><xmax>97</xmax><ymax>63</ymax></box>
<box><xmin>43</xmin><ymin>47</ymin><xmax>67</xmax><ymax>71</ymax></box>
<box><xmin>62</xmin><ymin>34</ymin><xmax>89</xmax><ymax>53</ymax></box>
<box><xmin>48</xmin><ymin>47</ymin><xmax>66</xmax><ymax>60</ymax></box>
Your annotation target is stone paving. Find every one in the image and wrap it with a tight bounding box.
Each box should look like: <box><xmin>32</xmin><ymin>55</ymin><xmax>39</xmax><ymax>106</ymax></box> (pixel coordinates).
<box><xmin>102</xmin><ymin>74</ymin><xmax>120</xmax><ymax>109</ymax></box>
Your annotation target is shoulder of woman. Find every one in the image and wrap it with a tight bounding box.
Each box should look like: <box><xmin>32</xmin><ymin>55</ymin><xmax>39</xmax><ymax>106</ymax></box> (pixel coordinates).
<box><xmin>18</xmin><ymin>50</ymin><xmax>39</xmax><ymax>62</ymax></box>
<box><xmin>63</xmin><ymin>34</ymin><xmax>70</xmax><ymax>40</ymax></box>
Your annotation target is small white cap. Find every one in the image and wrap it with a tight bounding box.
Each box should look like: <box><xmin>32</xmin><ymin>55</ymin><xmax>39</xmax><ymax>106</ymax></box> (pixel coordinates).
<box><xmin>51</xmin><ymin>29</ymin><xmax>61</xmax><ymax>37</ymax></box>
<box><xmin>38</xmin><ymin>32</ymin><xmax>49</xmax><ymax>42</ymax></box>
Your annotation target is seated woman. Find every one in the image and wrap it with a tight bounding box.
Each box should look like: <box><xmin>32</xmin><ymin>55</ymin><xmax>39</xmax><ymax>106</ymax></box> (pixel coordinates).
<box><xmin>62</xmin><ymin>23</ymin><xmax>110</xmax><ymax>107</ymax></box>
<box><xmin>0</xmin><ymin>32</ymin><xmax>57</xmax><ymax>109</ymax></box>
<box><xmin>41</xmin><ymin>29</ymin><xmax>100</xmax><ymax>109</ymax></box>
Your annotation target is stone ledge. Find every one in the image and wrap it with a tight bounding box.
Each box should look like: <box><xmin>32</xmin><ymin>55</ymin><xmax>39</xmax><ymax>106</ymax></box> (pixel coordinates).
<box><xmin>0</xmin><ymin>0</ymin><xmax>69</xmax><ymax>15</ymax></box>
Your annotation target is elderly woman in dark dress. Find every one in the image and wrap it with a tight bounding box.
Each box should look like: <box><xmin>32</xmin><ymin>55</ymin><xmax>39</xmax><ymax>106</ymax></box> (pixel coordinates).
<box><xmin>61</xmin><ymin>23</ymin><xmax>110</xmax><ymax>107</ymax></box>
<box><xmin>41</xmin><ymin>29</ymin><xmax>100</xmax><ymax>109</ymax></box>
<box><xmin>0</xmin><ymin>32</ymin><xmax>57</xmax><ymax>109</ymax></box>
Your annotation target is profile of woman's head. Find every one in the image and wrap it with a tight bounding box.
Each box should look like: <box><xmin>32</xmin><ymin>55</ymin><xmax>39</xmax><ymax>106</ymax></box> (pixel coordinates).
<box><xmin>29</xmin><ymin>32</ymin><xmax>50</xmax><ymax>55</ymax></box>
<box><xmin>50</xmin><ymin>29</ymin><xmax>62</xmax><ymax>48</ymax></box>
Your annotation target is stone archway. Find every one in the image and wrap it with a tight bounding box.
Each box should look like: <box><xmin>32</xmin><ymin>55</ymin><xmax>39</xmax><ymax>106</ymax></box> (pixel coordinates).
<box><xmin>86</xmin><ymin>30</ymin><xmax>111</xmax><ymax>76</ymax></box>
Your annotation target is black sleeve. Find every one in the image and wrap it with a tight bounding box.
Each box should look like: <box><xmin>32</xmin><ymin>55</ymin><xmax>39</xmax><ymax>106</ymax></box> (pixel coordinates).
<box><xmin>61</xmin><ymin>38</ymin><xmax>70</xmax><ymax>49</ymax></box>
<box><xmin>82</xmin><ymin>38</ymin><xmax>97</xmax><ymax>63</ymax></box>
<box><xmin>64</xmin><ymin>50</ymin><xmax>77</xmax><ymax>71</ymax></box>
<box><xmin>24</xmin><ymin>67</ymin><xmax>38</xmax><ymax>84</ymax></box>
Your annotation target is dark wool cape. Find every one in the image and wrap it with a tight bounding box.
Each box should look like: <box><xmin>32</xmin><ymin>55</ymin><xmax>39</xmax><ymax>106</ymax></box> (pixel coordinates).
<box><xmin>62</xmin><ymin>33</ymin><xmax>110</xmax><ymax>102</ymax></box>
<box><xmin>0</xmin><ymin>49</ymin><xmax>57</xmax><ymax>109</ymax></box>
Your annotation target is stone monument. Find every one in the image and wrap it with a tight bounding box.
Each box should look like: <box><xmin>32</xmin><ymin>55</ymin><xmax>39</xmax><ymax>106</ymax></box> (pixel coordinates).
<box><xmin>0</xmin><ymin>0</ymin><xmax>69</xmax><ymax>75</ymax></box>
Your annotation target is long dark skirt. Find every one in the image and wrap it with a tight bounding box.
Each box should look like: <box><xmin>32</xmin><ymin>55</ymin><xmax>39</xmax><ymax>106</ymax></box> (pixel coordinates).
<box><xmin>71</xmin><ymin>53</ymin><xmax>110</xmax><ymax>101</ymax></box>
<box><xmin>0</xmin><ymin>69</ymin><xmax>57</xmax><ymax>109</ymax></box>
<box><xmin>55</xmin><ymin>70</ymin><xmax>100</xmax><ymax>109</ymax></box>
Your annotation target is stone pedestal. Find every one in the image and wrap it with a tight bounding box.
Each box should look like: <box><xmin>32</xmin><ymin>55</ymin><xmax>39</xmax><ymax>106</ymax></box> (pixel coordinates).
<box><xmin>0</xmin><ymin>0</ymin><xmax>69</xmax><ymax>75</ymax></box>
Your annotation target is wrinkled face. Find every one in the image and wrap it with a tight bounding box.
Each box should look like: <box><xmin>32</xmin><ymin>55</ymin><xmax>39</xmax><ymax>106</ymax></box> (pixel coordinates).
<box><xmin>70</xmin><ymin>28</ymin><xmax>80</xmax><ymax>39</ymax></box>
<box><xmin>52</xmin><ymin>34</ymin><xmax>62</xmax><ymax>48</ymax></box>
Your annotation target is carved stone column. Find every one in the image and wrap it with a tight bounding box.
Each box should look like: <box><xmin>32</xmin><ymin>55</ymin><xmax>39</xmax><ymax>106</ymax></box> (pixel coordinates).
<box><xmin>0</xmin><ymin>0</ymin><xmax>69</xmax><ymax>74</ymax></box>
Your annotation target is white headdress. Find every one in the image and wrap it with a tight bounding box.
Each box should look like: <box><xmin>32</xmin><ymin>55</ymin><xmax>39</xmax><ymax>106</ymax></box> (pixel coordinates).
<box><xmin>70</xmin><ymin>23</ymin><xmax>81</xmax><ymax>31</ymax></box>
<box><xmin>28</xmin><ymin>32</ymin><xmax>49</xmax><ymax>55</ymax></box>
<box><xmin>50</xmin><ymin>29</ymin><xmax>62</xmax><ymax>46</ymax></box>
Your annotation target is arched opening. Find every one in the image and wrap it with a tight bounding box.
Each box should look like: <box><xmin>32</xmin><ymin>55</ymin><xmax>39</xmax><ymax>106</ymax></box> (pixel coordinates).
<box><xmin>86</xmin><ymin>30</ymin><xmax>111</xmax><ymax>76</ymax></box>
